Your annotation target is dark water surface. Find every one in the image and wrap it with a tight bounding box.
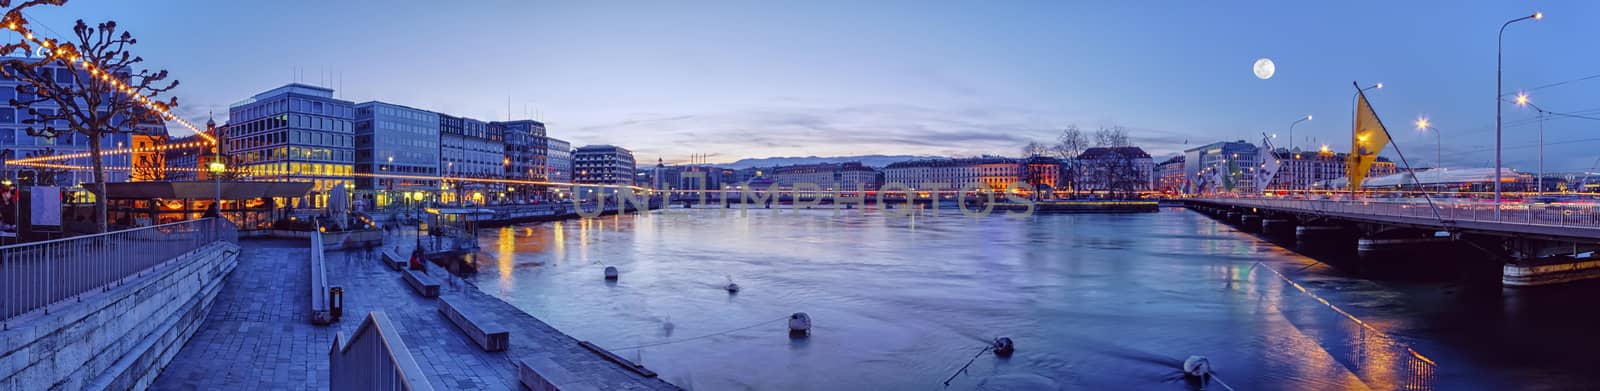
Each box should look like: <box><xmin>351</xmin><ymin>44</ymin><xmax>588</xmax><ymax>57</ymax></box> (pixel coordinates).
<box><xmin>464</xmin><ymin>207</ymin><xmax>1600</xmax><ymax>390</ymax></box>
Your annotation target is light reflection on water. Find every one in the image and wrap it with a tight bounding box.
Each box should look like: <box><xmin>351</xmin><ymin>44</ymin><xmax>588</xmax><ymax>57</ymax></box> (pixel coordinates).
<box><xmin>465</xmin><ymin>207</ymin><xmax>1598</xmax><ymax>390</ymax></box>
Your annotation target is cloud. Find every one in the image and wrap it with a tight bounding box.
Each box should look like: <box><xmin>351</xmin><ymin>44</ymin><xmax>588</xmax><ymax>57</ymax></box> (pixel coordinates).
<box><xmin>573</xmin><ymin>103</ymin><xmax>1077</xmax><ymax>160</ymax></box>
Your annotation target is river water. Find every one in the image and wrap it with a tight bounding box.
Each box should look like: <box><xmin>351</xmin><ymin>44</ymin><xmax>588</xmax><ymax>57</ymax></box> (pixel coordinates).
<box><xmin>464</xmin><ymin>206</ymin><xmax>1600</xmax><ymax>390</ymax></box>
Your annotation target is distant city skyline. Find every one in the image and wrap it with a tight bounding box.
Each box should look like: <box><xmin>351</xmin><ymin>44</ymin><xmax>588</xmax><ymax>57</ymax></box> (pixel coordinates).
<box><xmin>17</xmin><ymin>0</ymin><xmax>1600</xmax><ymax>170</ymax></box>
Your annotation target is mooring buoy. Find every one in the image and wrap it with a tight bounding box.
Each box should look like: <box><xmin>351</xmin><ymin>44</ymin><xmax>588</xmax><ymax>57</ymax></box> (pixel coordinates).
<box><xmin>604</xmin><ymin>266</ymin><xmax>619</xmax><ymax>280</ymax></box>
<box><xmin>991</xmin><ymin>337</ymin><xmax>1015</xmax><ymax>356</ymax></box>
<box><xmin>788</xmin><ymin>312</ymin><xmax>812</xmax><ymax>336</ymax></box>
<box><xmin>725</xmin><ymin>283</ymin><xmax>741</xmax><ymax>293</ymax></box>
<box><xmin>1183</xmin><ymin>355</ymin><xmax>1211</xmax><ymax>379</ymax></box>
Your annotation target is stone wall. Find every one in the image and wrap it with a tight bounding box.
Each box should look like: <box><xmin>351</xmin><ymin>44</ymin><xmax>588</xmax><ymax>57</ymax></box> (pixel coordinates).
<box><xmin>0</xmin><ymin>241</ymin><xmax>239</xmax><ymax>390</ymax></box>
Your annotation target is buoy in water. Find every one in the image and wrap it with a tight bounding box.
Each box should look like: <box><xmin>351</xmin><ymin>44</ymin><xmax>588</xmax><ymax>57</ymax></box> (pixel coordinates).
<box><xmin>725</xmin><ymin>283</ymin><xmax>741</xmax><ymax>293</ymax></box>
<box><xmin>1182</xmin><ymin>355</ymin><xmax>1211</xmax><ymax>379</ymax></box>
<box><xmin>788</xmin><ymin>312</ymin><xmax>812</xmax><ymax>336</ymax></box>
<box><xmin>991</xmin><ymin>337</ymin><xmax>1015</xmax><ymax>356</ymax></box>
<box><xmin>604</xmin><ymin>266</ymin><xmax>619</xmax><ymax>280</ymax></box>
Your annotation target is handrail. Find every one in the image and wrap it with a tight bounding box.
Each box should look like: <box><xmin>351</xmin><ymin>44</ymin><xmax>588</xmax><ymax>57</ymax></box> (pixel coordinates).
<box><xmin>1</xmin><ymin>217</ymin><xmax>237</xmax><ymax>324</ymax></box>
<box><xmin>329</xmin><ymin>311</ymin><xmax>434</xmax><ymax>391</ymax></box>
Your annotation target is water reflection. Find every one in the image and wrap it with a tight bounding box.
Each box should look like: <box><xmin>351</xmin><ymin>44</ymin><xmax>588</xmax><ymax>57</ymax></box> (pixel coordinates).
<box><xmin>463</xmin><ymin>207</ymin><xmax>1594</xmax><ymax>390</ymax></box>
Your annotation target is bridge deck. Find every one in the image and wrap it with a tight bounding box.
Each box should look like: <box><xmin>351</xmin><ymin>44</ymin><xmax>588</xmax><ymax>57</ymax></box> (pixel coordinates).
<box><xmin>1190</xmin><ymin>198</ymin><xmax>1600</xmax><ymax>241</ymax></box>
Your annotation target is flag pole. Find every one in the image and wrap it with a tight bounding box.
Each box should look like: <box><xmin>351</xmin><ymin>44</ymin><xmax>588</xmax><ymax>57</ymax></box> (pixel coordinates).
<box><xmin>1354</xmin><ymin>83</ymin><xmax>1443</xmax><ymax>223</ymax></box>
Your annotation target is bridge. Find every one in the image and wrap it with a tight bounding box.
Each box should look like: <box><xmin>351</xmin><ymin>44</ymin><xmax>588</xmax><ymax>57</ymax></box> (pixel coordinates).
<box><xmin>1185</xmin><ymin>198</ymin><xmax>1600</xmax><ymax>286</ymax></box>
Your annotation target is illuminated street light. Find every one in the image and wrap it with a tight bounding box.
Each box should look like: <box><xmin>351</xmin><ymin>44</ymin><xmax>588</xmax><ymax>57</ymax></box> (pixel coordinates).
<box><xmin>1515</xmin><ymin>93</ymin><xmax>1548</xmax><ymax>195</ymax></box>
<box><xmin>1415</xmin><ymin>116</ymin><xmax>1442</xmax><ymax>170</ymax></box>
<box><xmin>1496</xmin><ymin>11</ymin><xmax>1542</xmax><ymax>219</ymax></box>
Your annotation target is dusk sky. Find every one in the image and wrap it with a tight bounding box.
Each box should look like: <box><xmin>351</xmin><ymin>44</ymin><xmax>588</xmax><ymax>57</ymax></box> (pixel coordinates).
<box><xmin>18</xmin><ymin>0</ymin><xmax>1600</xmax><ymax>170</ymax></box>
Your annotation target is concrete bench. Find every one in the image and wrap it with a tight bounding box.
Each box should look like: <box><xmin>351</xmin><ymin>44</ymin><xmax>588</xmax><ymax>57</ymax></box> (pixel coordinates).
<box><xmin>518</xmin><ymin>356</ymin><xmax>601</xmax><ymax>391</ymax></box>
<box><xmin>438</xmin><ymin>296</ymin><xmax>509</xmax><ymax>352</ymax></box>
<box><xmin>382</xmin><ymin>248</ymin><xmax>406</xmax><ymax>271</ymax></box>
<box><xmin>402</xmin><ymin>269</ymin><xmax>440</xmax><ymax>298</ymax></box>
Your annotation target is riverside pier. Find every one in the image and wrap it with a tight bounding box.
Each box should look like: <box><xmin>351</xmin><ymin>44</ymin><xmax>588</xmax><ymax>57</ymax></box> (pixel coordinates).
<box><xmin>0</xmin><ymin>215</ymin><xmax>680</xmax><ymax>390</ymax></box>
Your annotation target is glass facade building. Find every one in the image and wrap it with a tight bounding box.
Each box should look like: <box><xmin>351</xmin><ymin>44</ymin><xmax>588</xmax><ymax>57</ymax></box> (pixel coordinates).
<box><xmin>354</xmin><ymin>101</ymin><xmax>440</xmax><ymax>207</ymax></box>
<box><xmin>226</xmin><ymin>83</ymin><xmax>355</xmax><ymax>207</ymax></box>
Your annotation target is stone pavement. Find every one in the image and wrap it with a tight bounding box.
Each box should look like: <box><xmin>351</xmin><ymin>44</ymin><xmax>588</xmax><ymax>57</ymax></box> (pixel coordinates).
<box><xmin>152</xmin><ymin>234</ymin><xmax>680</xmax><ymax>390</ymax></box>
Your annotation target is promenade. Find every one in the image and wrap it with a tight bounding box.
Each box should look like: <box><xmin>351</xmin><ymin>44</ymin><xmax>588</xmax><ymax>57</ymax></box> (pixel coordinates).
<box><xmin>152</xmin><ymin>235</ymin><xmax>679</xmax><ymax>390</ymax></box>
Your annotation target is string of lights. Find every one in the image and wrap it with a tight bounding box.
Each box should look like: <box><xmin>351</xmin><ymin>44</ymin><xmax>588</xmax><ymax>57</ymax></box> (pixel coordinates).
<box><xmin>1</xmin><ymin>17</ymin><xmax>214</xmax><ymax>165</ymax></box>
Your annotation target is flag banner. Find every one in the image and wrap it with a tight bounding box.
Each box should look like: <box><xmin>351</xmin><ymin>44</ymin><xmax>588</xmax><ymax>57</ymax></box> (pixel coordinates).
<box><xmin>1256</xmin><ymin>134</ymin><xmax>1282</xmax><ymax>193</ymax></box>
<box><xmin>1347</xmin><ymin>88</ymin><xmax>1391</xmax><ymax>190</ymax></box>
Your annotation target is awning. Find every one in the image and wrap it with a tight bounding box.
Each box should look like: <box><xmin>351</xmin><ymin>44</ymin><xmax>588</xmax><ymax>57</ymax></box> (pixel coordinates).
<box><xmin>88</xmin><ymin>181</ymin><xmax>316</xmax><ymax>199</ymax></box>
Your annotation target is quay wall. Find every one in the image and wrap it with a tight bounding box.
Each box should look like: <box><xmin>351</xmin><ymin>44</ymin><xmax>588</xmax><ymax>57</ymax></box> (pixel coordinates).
<box><xmin>0</xmin><ymin>242</ymin><xmax>239</xmax><ymax>390</ymax></box>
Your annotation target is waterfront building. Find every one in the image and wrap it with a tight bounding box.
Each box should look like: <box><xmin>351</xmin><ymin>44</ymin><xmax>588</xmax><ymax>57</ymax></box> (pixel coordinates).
<box><xmin>1268</xmin><ymin>147</ymin><xmax>1396</xmax><ymax>191</ymax></box>
<box><xmin>573</xmin><ymin>144</ymin><xmax>635</xmax><ymax>187</ymax></box>
<box><xmin>353</xmin><ymin>101</ymin><xmax>441</xmax><ymax>208</ymax></box>
<box><xmin>225</xmin><ymin>83</ymin><xmax>356</xmax><ymax>208</ymax></box>
<box><xmin>440</xmin><ymin>115</ymin><xmax>503</xmax><ymax>204</ymax></box>
<box><xmin>882</xmin><ymin>156</ymin><xmax>1023</xmax><ymax>191</ymax></box>
<box><xmin>771</xmin><ymin>162</ymin><xmax>879</xmax><ymax>191</ymax></box>
<box><xmin>493</xmin><ymin>119</ymin><xmax>548</xmax><ymax>198</ymax></box>
<box><xmin>1155</xmin><ymin>155</ymin><xmax>1186</xmax><ymax>194</ymax></box>
<box><xmin>1021</xmin><ymin>156</ymin><xmax>1062</xmax><ymax>196</ymax></box>
<box><xmin>1184</xmin><ymin>141</ymin><xmax>1259</xmax><ymax>195</ymax></box>
<box><xmin>1</xmin><ymin>56</ymin><xmax>137</xmax><ymax>185</ymax></box>
<box><xmin>129</xmin><ymin>116</ymin><xmax>171</xmax><ymax>182</ymax></box>
<box><xmin>1076</xmin><ymin>146</ymin><xmax>1154</xmax><ymax>194</ymax></box>
<box><xmin>546</xmin><ymin>137</ymin><xmax>572</xmax><ymax>189</ymax></box>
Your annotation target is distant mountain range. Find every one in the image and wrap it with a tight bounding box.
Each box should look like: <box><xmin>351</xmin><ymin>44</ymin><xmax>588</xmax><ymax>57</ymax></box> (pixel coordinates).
<box><xmin>717</xmin><ymin>155</ymin><xmax>936</xmax><ymax>169</ymax></box>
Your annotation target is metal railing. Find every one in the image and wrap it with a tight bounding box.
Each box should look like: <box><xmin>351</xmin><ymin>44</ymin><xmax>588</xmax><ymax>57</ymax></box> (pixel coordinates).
<box><xmin>0</xmin><ymin>217</ymin><xmax>238</xmax><ymax>324</ymax></box>
<box><xmin>329</xmin><ymin>311</ymin><xmax>435</xmax><ymax>391</ymax></box>
<box><xmin>1204</xmin><ymin>198</ymin><xmax>1600</xmax><ymax>229</ymax></box>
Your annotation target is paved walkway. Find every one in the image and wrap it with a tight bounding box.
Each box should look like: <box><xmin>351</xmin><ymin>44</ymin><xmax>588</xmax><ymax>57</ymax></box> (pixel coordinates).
<box><xmin>153</xmin><ymin>234</ymin><xmax>679</xmax><ymax>390</ymax></box>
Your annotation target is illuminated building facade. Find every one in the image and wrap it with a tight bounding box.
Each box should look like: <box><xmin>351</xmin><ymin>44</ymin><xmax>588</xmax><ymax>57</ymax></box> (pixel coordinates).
<box><xmin>226</xmin><ymin>83</ymin><xmax>355</xmax><ymax>207</ymax></box>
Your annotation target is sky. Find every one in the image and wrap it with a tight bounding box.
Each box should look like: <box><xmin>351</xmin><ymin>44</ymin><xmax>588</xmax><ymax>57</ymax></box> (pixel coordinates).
<box><xmin>15</xmin><ymin>0</ymin><xmax>1600</xmax><ymax>171</ymax></box>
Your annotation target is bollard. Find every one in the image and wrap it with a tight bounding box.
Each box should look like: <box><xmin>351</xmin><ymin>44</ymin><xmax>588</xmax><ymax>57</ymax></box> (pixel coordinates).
<box><xmin>329</xmin><ymin>287</ymin><xmax>344</xmax><ymax>321</ymax></box>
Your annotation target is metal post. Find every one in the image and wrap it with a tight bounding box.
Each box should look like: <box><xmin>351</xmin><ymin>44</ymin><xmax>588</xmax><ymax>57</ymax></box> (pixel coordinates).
<box><xmin>1498</xmin><ymin>12</ymin><xmax>1541</xmax><ymax>220</ymax></box>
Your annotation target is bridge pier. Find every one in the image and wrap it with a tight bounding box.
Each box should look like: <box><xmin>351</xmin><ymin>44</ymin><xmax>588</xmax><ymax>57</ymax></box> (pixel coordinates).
<box><xmin>1356</xmin><ymin>234</ymin><xmax>1452</xmax><ymax>260</ymax></box>
<box><xmin>1224</xmin><ymin>211</ymin><xmax>1241</xmax><ymax>225</ymax></box>
<box><xmin>1239</xmin><ymin>214</ymin><xmax>1262</xmax><ymax>233</ymax></box>
<box><xmin>1261</xmin><ymin>218</ymin><xmax>1294</xmax><ymax>237</ymax></box>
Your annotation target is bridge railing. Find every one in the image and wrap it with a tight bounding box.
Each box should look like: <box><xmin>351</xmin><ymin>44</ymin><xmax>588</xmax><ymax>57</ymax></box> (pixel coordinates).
<box><xmin>0</xmin><ymin>217</ymin><xmax>238</xmax><ymax>324</ymax></box>
<box><xmin>329</xmin><ymin>311</ymin><xmax>434</xmax><ymax>391</ymax></box>
<box><xmin>1207</xmin><ymin>198</ymin><xmax>1600</xmax><ymax>228</ymax></box>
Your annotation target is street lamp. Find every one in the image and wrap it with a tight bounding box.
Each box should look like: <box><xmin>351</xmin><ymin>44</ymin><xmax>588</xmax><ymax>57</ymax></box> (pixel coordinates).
<box><xmin>1288</xmin><ymin>115</ymin><xmax>1311</xmax><ymax>191</ymax></box>
<box><xmin>1515</xmin><ymin>92</ymin><xmax>1546</xmax><ymax>195</ymax></box>
<box><xmin>1414</xmin><ymin>117</ymin><xmax>1442</xmax><ymax>171</ymax></box>
<box><xmin>208</xmin><ymin>158</ymin><xmax>225</xmax><ymax>236</ymax></box>
<box><xmin>1496</xmin><ymin>11</ymin><xmax>1542</xmax><ymax>219</ymax></box>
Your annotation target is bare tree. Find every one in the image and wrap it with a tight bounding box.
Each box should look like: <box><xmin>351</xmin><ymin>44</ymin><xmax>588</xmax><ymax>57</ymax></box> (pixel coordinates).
<box><xmin>2</xmin><ymin>1</ymin><xmax>180</xmax><ymax>232</ymax></box>
<box><xmin>1055</xmin><ymin>125</ymin><xmax>1088</xmax><ymax>196</ymax></box>
<box><xmin>1020</xmin><ymin>140</ymin><xmax>1049</xmax><ymax>158</ymax></box>
<box><xmin>1094</xmin><ymin>126</ymin><xmax>1130</xmax><ymax>147</ymax></box>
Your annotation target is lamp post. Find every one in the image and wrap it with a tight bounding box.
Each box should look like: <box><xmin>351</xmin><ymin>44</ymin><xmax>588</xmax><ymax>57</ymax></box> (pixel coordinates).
<box><xmin>1289</xmin><ymin>115</ymin><xmax>1311</xmax><ymax>191</ymax></box>
<box><xmin>1351</xmin><ymin>83</ymin><xmax>1382</xmax><ymax>194</ymax></box>
<box><xmin>1497</xmin><ymin>11</ymin><xmax>1542</xmax><ymax>219</ymax></box>
<box><xmin>1414</xmin><ymin>117</ymin><xmax>1442</xmax><ymax>171</ymax></box>
<box><xmin>208</xmin><ymin>158</ymin><xmax>225</xmax><ymax>236</ymax></box>
<box><xmin>1515</xmin><ymin>93</ymin><xmax>1546</xmax><ymax>195</ymax></box>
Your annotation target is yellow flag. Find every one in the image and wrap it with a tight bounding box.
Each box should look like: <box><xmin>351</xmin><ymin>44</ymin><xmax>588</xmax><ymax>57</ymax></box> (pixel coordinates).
<box><xmin>1347</xmin><ymin>92</ymin><xmax>1390</xmax><ymax>190</ymax></box>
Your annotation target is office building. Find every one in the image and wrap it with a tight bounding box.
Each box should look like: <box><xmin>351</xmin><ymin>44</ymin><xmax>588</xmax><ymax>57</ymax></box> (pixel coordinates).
<box><xmin>353</xmin><ymin>101</ymin><xmax>441</xmax><ymax>207</ymax></box>
<box><xmin>225</xmin><ymin>83</ymin><xmax>355</xmax><ymax>207</ymax></box>
<box><xmin>573</xmin><ymin>145</ymin><xmax>635</xmax><ymax>186</ymax></box>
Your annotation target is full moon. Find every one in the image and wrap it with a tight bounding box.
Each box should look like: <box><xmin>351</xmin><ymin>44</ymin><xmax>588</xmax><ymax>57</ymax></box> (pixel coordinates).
<box><xmin>1253</xmin><ymin>58</ymin><xmax>1276</xmax><ymax>80</ymax></box>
